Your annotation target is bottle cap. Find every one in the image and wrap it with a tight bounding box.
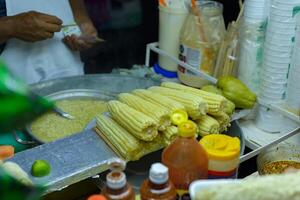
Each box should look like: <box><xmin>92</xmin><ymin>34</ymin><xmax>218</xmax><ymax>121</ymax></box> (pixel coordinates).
<box><xmin>87</xmin><ymin>195</ymin><xmax>107</xmax><ymax>200</ymax></box>
<box><xmin>107</xmin><ymin>157</ymin><xmax>126</xmax><ymax>172</ymax></box>
<box><xmin>106</xmin><ymin>171</ymin><xmax>127</xmax><ymax>189</ymax></box>
<box><xmin>171</xmin><ymin>109</ymin><xmax>188</xmax><ymax>126</ymax></box>
<box><xmin>149</xmin><ymin>163</ymin><xmax>169</xmax><ymax>184</ymax></box>
<box><xmin>199</xmin><ymin>134</ymin><xmax>240</xmax><ymax>161</ymax></box>
<box><xmin>178</xmin><ymin>120</ymin><xmax>197</xmax><ymax>138</ymax></box>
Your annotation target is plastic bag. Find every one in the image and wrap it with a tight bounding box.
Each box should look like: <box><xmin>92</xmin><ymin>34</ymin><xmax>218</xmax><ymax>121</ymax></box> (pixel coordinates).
<box><xmin>0</xmin><ymin>60</ymin><xmax>53</xmax><ymax>133</ymax></box>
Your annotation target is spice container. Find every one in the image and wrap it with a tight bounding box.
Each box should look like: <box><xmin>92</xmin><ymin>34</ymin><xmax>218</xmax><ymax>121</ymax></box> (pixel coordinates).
<box><xmin>102</xmin><ymin>158</ymin><xmax>135</xmax><ymax>200</ymax></box>
<box><xmin>178</xmin><ymin>1</ymin><xmax>225</xmax><ymax>88</ymax></box>
<box><xmin>140</xmin><ymin>163</ymin><xmax>177</xmax><ymax>200</ymax></box>
<box><xmin>199</xmin><ymin>134</ymin><xmax>240</xmax><ymax>179</ymax></box>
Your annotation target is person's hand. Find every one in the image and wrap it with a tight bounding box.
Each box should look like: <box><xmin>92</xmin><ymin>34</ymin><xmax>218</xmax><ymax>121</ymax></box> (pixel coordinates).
<box><xmin>10</xmin><ymin>11</ymin><xmax>62</xmax><ymax>42</ymax></box>
<box><xmin>63</xmin><ymin>21</ymin><xmax>99</xmax><ymax>51</ymax></box>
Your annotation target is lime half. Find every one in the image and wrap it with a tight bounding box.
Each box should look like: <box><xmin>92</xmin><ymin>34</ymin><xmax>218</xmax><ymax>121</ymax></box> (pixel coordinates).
<box><xmin>31</xmin><ymin>160</ymin><xmax>51</xmax><ymax>177</ymax></box>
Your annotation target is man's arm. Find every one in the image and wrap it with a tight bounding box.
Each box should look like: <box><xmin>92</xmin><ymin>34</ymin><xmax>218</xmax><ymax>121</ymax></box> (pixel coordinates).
<box><xmin>69</xmin><ymin>0</ymin><xmax>92</xmax><ymax>25</ymax></box>
<box><xmin>0</xmin><ymin>17</ymin><xmax>13</xmax><ymax>44</ymax></box>
<box><xmin>0</xmin><ymin>12</ymin><xmax>62</xmax><ymax>44</ymax></box>
<box><xmin>64</xmin><ymin>0</ymin><xmax>98</xmax><ymax>51</ymax></box>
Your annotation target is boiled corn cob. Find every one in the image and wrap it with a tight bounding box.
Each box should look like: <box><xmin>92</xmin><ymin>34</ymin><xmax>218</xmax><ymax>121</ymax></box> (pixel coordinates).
<box><xmin>95</xmin><ymin>115</ymin><xmax>143</xmax><ymax>161</ymax></box>
<box><xmin>148</xmin><ymin>86</ymin><xmax>208</xmax><ymax>120</ymax></box>
<box><xmin>107</xmin><ymin>101</ymin><xmax>158</xmax><ymax>141</ymax></box>
<box><xmin>210</xmin><ymin>111</ymin><xmax>231</xmax><ymax>133</ymax></box>
<box><xmin>161</xmin><ymin>82</ymin><xmax>227</xmax><ymax>114</ymax></box>
<box><xmin>132</xmin><ymin>89</ymin><xmax>185</xmax><ymax>113</ymax></box>
<box><xmin>119</xmin><ymin>93</ymin><xmax>171</xmax><ymax>131</ymax></box>
<box><xmin>161</xmin><ymin>126</ymin><xmax>178</xmax><ymax>145</ymax></box>
<box><xmin>142</xmin><ymin>134</ymin><xmax>165</xmax><ymax>156</ymax></box>
<box><xmin>195</xmin><ymin>115</ymin><xmax>220</xmax><ymax>137</ymax></box>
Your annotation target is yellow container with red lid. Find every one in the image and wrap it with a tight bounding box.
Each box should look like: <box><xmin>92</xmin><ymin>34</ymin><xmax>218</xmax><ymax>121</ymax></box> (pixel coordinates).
<box><xmin>199</xmin><ymin>134</ymin><xmax>240</xmax><ymax>179</ymax></box>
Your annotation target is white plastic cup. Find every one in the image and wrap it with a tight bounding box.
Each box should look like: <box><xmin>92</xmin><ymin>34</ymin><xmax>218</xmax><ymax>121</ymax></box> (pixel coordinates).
<box><xmin>264</xmin><ymin>46</ymin><xmax>292</xmax><ymax>55</ymax></box>
<box><xmin>259</xmin><ymin>93</ymin><xmax>284</xmax><ymax>101</ymax></box>
<box><xmin>263</xmin><ymin>65</ymin><xmax>289</xmax><ymax>74</ymax></box>
<box><xmin>265</xmin><ymin>32</ymin><xmax>294</xmax><ymax>44</ymax></box>
<box><xmin>264</xmin><ymin>38</ymin><xmax>293</xmax><ymax>47</ymax></box>
<box><xmin>260</xmin><ymin>83</ymin><xmax>286</xmax><ymax>94</ymax></box>
<box><xmin>158</xmin><ymin>6</ymin><xmax>188</xmax><ymax>72</ymax></box>
<box><xmin>261</xmin><ymin>72</ymin><xmax>287</xmax><ymax>82</ymax></box>
<box><xmin>268</xmin><ymin>21</ymin><xmax>296</xmax><ymax>30</ymax></box>
<box><xmin>267</xmin><ymin>27</ymin><xmax>296</xmax><ymax>35</ymax></box>
<box><xmin>255</xmin><ymin>105</ymin><xmax>284</xmax><ymax>133</ymax></box>
<box><xmin>264</xmin><ymin>54</ymin><xmax>291</xmax><ymax>64</ymax></box>
<box><xmin>261</xmin><ymin>77</ymin><xmax>287</xmax><ymax>87</ymax></box>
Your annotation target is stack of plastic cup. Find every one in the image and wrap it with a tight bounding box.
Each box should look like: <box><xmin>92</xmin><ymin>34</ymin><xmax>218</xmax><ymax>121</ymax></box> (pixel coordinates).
<box><xmin>259</xmin><ymin>0</ymin><xmax>298</xmax><ymax>103</ymax></box>
<box><xmin>244</xmin><ymin>0</ymin><xmax>268</xmax><ymax>23</ymax></box>
<box><xmin>238</xmin><ymin>0</ymin><xmax>268</xmax><ymax>93</ymax></box>
<box><xmin>286</xmin><ymin>15</ymin><xmax>300</xmax><ymax>114</ymax></box>
<box><xmin>255</xmin><ymin>0</ymin><xmax>299</xmax><ymax>133</ymax></box>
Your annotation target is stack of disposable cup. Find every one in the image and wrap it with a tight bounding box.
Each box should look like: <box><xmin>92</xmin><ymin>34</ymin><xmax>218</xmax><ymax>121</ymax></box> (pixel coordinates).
<box><xmin>255</xmin><ymin>0</ymin><xmax>299</xmax><ymax>133</ymax></box>
<box><xmin>238</xmin><ymin>0</ymin><xmax>268</xmax><ymax>93</ymax></box>
<box><xmin>259</xmin><ymin>0</ymin><xmax>298</xmax><ymax>103</ymax></box>
<box><xmin>244</xmin><ymin>0</ymin><xmax>268</xmax><ymax>23</ymax></box>
<box><xmin>286</xmin><ymin>15</ymin><xmax>300</xmax><ymax>114</ymax></box>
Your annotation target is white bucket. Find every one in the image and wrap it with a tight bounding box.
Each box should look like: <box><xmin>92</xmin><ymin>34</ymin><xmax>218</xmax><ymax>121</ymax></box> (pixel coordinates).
<box><xmin>158</xmin><ymin>6</ymin><xmax>188</xmax><ymax>72</ymax></box>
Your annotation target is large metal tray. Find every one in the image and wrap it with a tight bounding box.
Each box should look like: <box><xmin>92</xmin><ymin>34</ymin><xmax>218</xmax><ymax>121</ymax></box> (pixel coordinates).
<box><xmin>30</xmin><ymin>74</ymin><xmax>161</xmax><ymax>96</ymax></box>
<box><xmin>10</xmin><ymin>74</ymin><xmax>161</xmax><ymax>194</ymax></box>
<box><xmin>9</xmin><ymin>74</ymin><xmax>245</xmax><ymax>195</ymax></box>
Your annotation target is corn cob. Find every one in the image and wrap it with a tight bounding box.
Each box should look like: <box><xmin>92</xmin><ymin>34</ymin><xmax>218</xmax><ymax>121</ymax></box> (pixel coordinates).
<box><xmin>132</xmin><ymin>89</ymin><xmax>185</xmax><ymax>113</ymax></box>
<box><xmin>118</xmin><ymin>93</ymin><xmax>171</xmax><ymax>131</ymax></box>
<box><xmin>107</xmin><ymin>100</ymin><xmax>158</xmax><ymax>141</ymax></box>
<box><xmin>142</xmin><ymin>134</ymin><xmax>165</xmax><ymax>156</ymax></box>
<box><xmin>195</xmin><ymin>115</ymin><xmax>220</xmax><ymax>137</ymax></box>
<box><xmin>161</xmin><ymin>126</ymin><xmax>178</xmax><ymax>145</ymax></box>
<box><xmin>148</xmin><ymin>86</ymin><xmax>208</xmax><ymax>120</ymax></box>
<box><xmin>161</xmin><ymin>82</ymin><xmax>227</xmax><ymax>114</ymax></box>
<box><xmin>210</xmin><ymin>111</ymin><xmax>231</xmax><ymax>133</ymax></box>
<box><xmin>95</xmin><ymin>115</ymin><xmax>143</xmax><ymax>161</ymax></box>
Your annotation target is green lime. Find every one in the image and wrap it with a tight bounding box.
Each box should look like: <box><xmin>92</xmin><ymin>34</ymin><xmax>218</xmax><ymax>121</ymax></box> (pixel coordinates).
<box><xmin>31</xmin><ymin>160</ymin><xmax>51</xmax><ymax>177</ymax></box>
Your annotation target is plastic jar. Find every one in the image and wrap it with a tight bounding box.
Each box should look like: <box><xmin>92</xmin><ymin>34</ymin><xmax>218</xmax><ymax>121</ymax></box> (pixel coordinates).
<box><xmin>158</xmin><ymin>6</ymin><xmax>188</xmax><ymax>72</ymax></box>
<box><xmin>199</xmin><ymin>134</ymin><xmax>240</xmax><ymax>179</ymax></box>
<box><xmin>178</xmin><ymin>1</ymin><xmax>225</xmax><ymax>88</ymax></box>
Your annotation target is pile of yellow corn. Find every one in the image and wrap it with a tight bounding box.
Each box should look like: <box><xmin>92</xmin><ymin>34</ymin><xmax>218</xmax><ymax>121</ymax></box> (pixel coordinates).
<box><xmin>95</xmin><ymin>82</ymin><xmax>234</xmax><ymax>161</ymax></box>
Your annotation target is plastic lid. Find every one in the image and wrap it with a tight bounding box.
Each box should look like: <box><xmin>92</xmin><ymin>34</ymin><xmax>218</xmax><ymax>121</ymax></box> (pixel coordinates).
<box><xmin>199</xmin><ymin>134</ymin><xmax>240</xmax><ymax>161</ymax></box>
<box><xmin>178</xmin><ymin>120</ymin><xmax>197</xmax><ymax>138</ymax></box>
<box><xmin>149</xmin><ymin>163</ymin><xmax>169</xmax><ymax>184</ymax></box>
<box><xmin>171</xmin><ymin>109</ymin><xmax>189</xmax><ymax>125</ymax></box>
<box><xmin>87</xmin><ymin>195</ymin><xmax>107</xmax><ymax>200</ymax></box>
<box><xmin>154</xmin><ymin>63</ymin><xmax>178</xmax><ymax>78</ymax></box>
<box><xmin>106</xmin><ymin>171</ymin><xmax>127</xmax><ymax>189</ymax></box>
